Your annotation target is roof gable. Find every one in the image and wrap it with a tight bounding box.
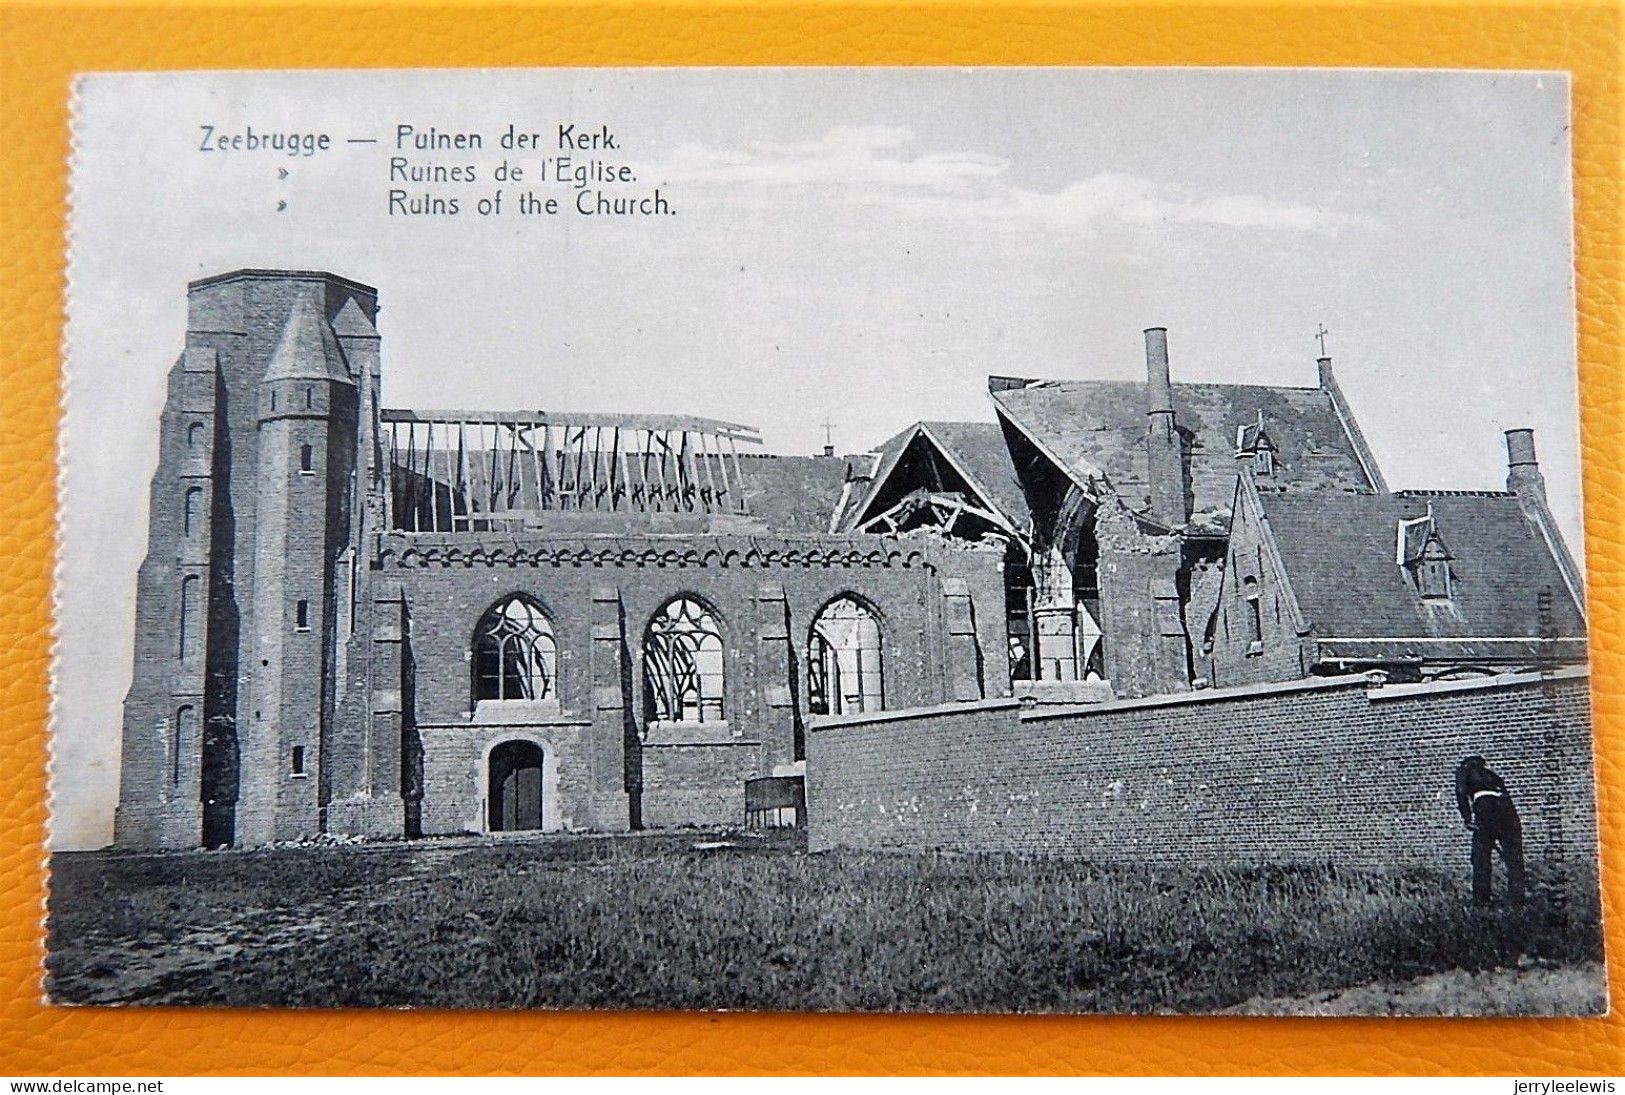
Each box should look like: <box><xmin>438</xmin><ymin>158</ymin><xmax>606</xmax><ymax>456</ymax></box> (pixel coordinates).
<box><xmin>843</xmin><ymin>421</ymin><xmax>1030</xmax><ymax>535</ymax></box>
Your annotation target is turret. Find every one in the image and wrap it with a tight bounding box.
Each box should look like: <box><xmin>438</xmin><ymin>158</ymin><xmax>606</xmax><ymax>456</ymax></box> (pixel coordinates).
<box><xmin>236</xmin><ymin>293</ymin><xmax>360</xmax><ymax>845</ymax></box>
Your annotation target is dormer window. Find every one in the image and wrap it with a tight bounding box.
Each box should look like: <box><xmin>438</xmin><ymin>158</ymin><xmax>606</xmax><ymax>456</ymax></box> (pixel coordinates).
<box><xmin>1417</xmin><ymin>537</ymin><xmax>1452</xmax><ymax>600</ymax></box>
<box><xmin>1236</xmin><ymin>413</ymin><xmax>1278</xmax><ymax>477</ymax></box>
<box><xmin>1397</xmin><ymin>507</ymin><xmax>1453</xmax><ymax>602</ymax></box>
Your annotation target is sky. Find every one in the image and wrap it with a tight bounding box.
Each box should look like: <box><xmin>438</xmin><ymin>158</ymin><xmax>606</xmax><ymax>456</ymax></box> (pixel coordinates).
<box><xmin>57</xmin><ymin>68</ymin><xmax>1585</xmax><ymax>849</ymax></box>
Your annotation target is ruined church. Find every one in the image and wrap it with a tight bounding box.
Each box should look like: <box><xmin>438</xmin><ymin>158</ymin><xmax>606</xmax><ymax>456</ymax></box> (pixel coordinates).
<box><xmin>115</xmin><ymin>269</ymin><xmax>1588</xmax><ymax>849</ymax></box>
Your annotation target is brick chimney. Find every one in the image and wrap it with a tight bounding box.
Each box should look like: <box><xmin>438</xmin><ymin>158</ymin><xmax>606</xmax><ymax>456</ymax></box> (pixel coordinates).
<box><xmin>1144</xmin><ymin>327</ymin><xmax>1185</xmax><ymax>526</ymax></box>
<box><xmin>1503</xmin><ymin>426</ymin><xmax>1587</xmax><ymax>616</ymax></box>
<box><xmin>1505</xmin><ymin>427</ymin><xmax>1547</xmax><ymax>501</ymax></box>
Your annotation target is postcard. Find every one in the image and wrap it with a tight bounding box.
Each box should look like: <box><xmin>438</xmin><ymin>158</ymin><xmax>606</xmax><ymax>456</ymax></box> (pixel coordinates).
<box><xmin>49</xmin><ymin>68</ymin><xmax>1602</xmax><ymax>1015</ymax></box>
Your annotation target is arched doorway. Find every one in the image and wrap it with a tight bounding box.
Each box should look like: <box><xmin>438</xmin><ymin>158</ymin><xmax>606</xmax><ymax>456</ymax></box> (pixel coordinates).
<box><xmin>488</xmin><ymin>740</ymin><xmax>545</xmax><ymax>832</ymax></box>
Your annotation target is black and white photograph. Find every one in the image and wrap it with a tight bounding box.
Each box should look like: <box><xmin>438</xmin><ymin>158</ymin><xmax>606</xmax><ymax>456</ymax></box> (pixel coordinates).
<box><xmin>48</xmin><ymin>67</ymin><xmax>1603</xmax><ymax>1015</ymax></box>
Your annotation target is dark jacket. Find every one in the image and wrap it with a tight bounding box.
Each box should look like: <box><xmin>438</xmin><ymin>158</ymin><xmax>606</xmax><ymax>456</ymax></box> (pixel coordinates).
<box><xmin>1455</xmin><ymin>761</ymin><xmax>1511</xmax><ymax>827</ymax></box>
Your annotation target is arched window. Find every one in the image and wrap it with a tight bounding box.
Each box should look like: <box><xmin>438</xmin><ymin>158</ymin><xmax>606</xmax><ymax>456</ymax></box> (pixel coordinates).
<box><xmin>173</xmin><ymin>705</ymin><xmax>194</xmax><ymax>787</ymax></box>
<box><xmin>473</xmin><ymin>596</ymin><xmax>557</xmax><ymax>702</ymax></box>
<box><xmin>183</xmin><ymin>486</ymin><xmax>203</xmax><ymax>537</ymax></box>
<box><xmin>644</xmin><ymin>597</ymin><xmax>725</xmax><ymax>722</ymax></box>
<box><xmin>178</xmin><ymin>574</ymin><xmax>199</xmax><ymax>659</ymax></box>
<box><xmin>1242</xmin><ymin>576</ymin><xmax>1264</xmax><ymax>653</ymax></box>
<box><xmin>808</xmin><ymin>596</ymin><xmax>883</xmax><ymax>715</ymax></box>
<box><xmin>187</xmin><ymin>421</ymin><xmax>206</xmax><ymax>448</ymax></box>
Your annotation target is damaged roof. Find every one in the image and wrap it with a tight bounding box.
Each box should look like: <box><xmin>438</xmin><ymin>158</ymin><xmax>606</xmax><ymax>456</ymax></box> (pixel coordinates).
<box><xmin>992</xmin><ymin>379</ymin><xmax>1377</xmax><ymax>533</ymax></box>
<box><xmin>840</xmin><ymin>421</ymin><xmax>1030</xmax><ymax>534</ymax></box>
<box><xmin>1257</xmin><ymin>489</ymin><xmax>1587</xmax><ymax>642</ymax></box>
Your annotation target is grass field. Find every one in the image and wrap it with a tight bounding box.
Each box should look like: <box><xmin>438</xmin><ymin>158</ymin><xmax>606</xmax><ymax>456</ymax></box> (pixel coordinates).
<box><xmin>45</xmin><ymin>831</ymin><xmax>1605</xmax><ymax>1014</ymax></box>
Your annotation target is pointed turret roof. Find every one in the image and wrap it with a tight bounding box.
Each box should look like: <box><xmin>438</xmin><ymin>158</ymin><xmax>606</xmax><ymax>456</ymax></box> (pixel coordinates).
<box><xmin>330</xmin><ymin>296</ymin><xmax>380</xmax><ymax>339</ymax></box>
<box><xmin>263</xmin><ymin>293</ymin><xmax>353</xmax><ymax>385</ymax></box>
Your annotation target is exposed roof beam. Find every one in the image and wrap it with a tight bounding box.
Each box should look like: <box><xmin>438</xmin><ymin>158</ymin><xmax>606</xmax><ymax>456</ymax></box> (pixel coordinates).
<box><xmin>382</xmin><ymin>407</ymin><xmax>763</xmax><ymax>443</ymax></box>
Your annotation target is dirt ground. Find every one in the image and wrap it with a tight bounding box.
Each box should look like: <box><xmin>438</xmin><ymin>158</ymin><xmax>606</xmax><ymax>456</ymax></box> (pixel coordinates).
<box><xmin>1224</xmin><ymin>961</ymin><xmax>1610</xmax><ymax>1017</ymax></box>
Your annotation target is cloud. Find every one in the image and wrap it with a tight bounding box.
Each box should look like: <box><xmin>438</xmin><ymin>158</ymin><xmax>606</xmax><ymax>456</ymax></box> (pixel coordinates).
<box><xmin>650</xmin><ymin>126</ymin><xmax>1373</xmax><ymax>236</ymax></box>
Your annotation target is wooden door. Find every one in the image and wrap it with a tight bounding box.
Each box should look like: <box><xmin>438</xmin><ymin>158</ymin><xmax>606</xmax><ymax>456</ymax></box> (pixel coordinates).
<box><xmin>489</xmin><ymin>740</ymin><xmax>545</xmax><ymax>832</ymax></box>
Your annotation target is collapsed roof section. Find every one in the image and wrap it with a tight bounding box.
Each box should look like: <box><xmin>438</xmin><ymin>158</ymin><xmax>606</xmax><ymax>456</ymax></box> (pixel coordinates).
<box><xmin>833</xmin><ymin>421</ymin><xmax>1031</xmax><ymax>541</ymax></box>
<box><xmin>990</xmin><ymin>374</ymin><xmax>1381</xmax><ymax>535</ymax></box>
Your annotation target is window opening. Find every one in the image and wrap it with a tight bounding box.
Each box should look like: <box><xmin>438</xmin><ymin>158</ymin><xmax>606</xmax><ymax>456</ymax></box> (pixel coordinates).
<box><xmin>808</xmin><ymin>597</ymin><xmax>883</xmax><ymax>715</ymax></box>
<box><xmin>1418</xmin><ymin>538</ymin><xmax>1453</xmax><ymax>600</ymax></box>
<box><xmin>183</xmin><ymin>486</ymin><xmax>203</xmax><ymax>537</ymax></box>
<box><xmin>1243</xmin><ymin>577</ymin><xmax>1263</xmax><ymax>653</ymax></box>
<box><xmin>473</xmin><ymin>596</ymin><xmax>558</xmax><ymax>702</ymax></box>
<box><xmin>178</xmin><ymin>574</ymin><xmax>199</xmax><ymax>658</ymax></box>
<box><xmin>644</xmin><ymin>597</ymin><xmax>725</xmax><ymax>722</ymax></box>
<box><xmin>173</xmin><ymin>706</ymin><xmax>194</xmax><ymax>786</ymax></box>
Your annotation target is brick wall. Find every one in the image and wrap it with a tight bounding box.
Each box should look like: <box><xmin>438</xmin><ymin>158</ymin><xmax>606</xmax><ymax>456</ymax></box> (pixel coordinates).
<box><xmin>378</xmin><ymin>532</ymin><xmax>1003</xmax><ymax>835</ymax></box>
<box><xmin>640</xmin><ymin>741</ymin><xmax>763</xmax><ymax>828</ymax></box>
<box><xmin>808</xmin><ymin>669</ymin><xmax>1597</xmax><ymax>873</ymax></box>
<box><xmin>1201</xmin><ymin>480</ymin><xmax>1312</xmax><ymax>688</ymax></box>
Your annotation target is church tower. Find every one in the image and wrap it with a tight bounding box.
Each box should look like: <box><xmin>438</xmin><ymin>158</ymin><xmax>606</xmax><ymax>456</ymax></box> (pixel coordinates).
<box><xmin>112</xmin><ymin>346</ymin><xmax>222</xmax><ymax>849</ymax></box>
<box><xmin>116</xmin><ymin>271</ymin><xmax>375</xmax><ymax>849</ymax></box>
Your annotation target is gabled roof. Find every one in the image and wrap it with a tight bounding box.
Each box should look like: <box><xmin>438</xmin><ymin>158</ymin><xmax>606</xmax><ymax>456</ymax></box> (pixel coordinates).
<box><xmin>991</xmin><ymin>379</ymin><xmax>1376</xmax><ymax>533</ymax></box>
<box><xmin>1256</xmin><ymin>489</ymin><xmax>1587</xmax><ymax>641</ymax></box>
<box><xmin>840</xmin><ymin>421</ymin><xmax>1030</xmax><ymax>535</ymax></box>
<box><xmin>916</xmin><ymin>422</ymin><xmax>1031</xmax><ymax>530</ymax></box>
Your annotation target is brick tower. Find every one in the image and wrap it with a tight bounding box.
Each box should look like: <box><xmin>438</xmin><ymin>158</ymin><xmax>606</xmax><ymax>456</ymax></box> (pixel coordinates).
<box><xmin>115</xmin><ymin>271</ymin><xmax>376</xmax><ymax>849</ymax></box>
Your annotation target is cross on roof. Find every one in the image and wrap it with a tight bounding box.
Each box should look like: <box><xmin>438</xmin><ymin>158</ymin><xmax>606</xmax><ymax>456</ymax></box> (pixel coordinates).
<box><xmin>1315</xmin><ymin>324</ymin><xmax>1330</xmax><ymax>357</ymax></box>
<box><xmin>822</xmin><ymin>416</ymin><xmax>836</xmax><ymax>449</ymax></box>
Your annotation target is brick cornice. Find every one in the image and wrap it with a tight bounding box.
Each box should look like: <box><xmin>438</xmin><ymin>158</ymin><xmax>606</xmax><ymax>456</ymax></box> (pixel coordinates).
<box><xmin>377</xmin><ymin>532</ymin><xmax>972</xmax><ymax>571</ymax></box>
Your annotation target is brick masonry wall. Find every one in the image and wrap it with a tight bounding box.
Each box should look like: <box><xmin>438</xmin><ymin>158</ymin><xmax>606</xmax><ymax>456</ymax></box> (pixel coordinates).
<box><xmin>807</xmin><ymin>670</ymin><xmax>1597</xmax><ymax>874</ymax></box>
<box><xmin>418</xmin><ymin>718</ymin><xmax>595</xmax><ymax>835</ymax></box>
<box><xmin>640</xmin><ymin>742</ymin><xmax>763</xmax><ymax>828</ymax></box>
<box><xmin>1201</xmin><ymin>480</ymin><xmax>1313</xmax><ymax>689</ymax></box>
<box><xmin>381</xmin><ymin>534</ymin><xmax>1003</xmax><ymax>834</ymax></box>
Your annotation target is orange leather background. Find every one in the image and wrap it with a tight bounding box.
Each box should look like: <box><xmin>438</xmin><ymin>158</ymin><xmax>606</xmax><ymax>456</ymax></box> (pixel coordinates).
<box><xmin>2</xmin><ymin>0</ymin><xmax>1621</xmax><ymax>1076</ymax></box>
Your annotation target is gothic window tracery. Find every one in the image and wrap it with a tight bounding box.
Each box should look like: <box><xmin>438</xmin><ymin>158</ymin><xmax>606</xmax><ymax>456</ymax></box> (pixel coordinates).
<box><xmin>643</xmin><ymin>597</ymin><xmax>725</xmax><ymax>722</ymax></box>
<box><xmin>808</xmin><ymin>596</ymin><xmax>883</xmax><ymax>715</ymax></box>
<box><xmin>473</xmin><ymin>595</ymin><xmax>557</xmax><ymax>703</ymax></box>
